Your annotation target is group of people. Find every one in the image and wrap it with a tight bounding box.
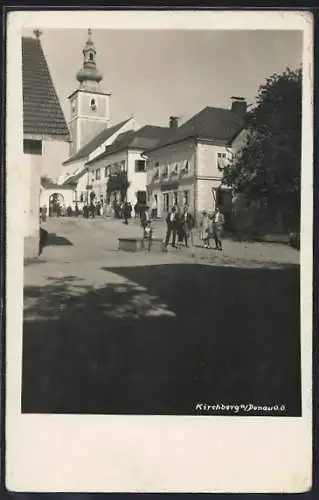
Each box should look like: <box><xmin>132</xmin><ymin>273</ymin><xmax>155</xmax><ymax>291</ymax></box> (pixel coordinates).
<box><xmin>140</xmin><ymin>201</ymin><xmax>225</xmax><ymax>251</ymax></box>
<box><xmin>164</xmin><ymin>205</ymin><xmax>195</xmax><ymax>250</ymax></box>
<box><xmin>138</xmin><ymin>203</ymin><xmax>225</xmax><ymax>252</ymax></box>
<box><xmin>199</xmin><ymin>207</ymin><xmax>225</xmax><ymax>251</ymax></box>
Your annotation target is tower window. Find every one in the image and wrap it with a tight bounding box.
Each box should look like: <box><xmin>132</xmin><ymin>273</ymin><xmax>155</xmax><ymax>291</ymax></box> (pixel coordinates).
<box><xmin>89</xmin><ymin>52</ymin><xmax>94</xmax><ymax>61</ymax></box>
<box><xmin>90</xmin><ymin>98</ymin><xmax>97</xmax><ymax>111</ymax></box>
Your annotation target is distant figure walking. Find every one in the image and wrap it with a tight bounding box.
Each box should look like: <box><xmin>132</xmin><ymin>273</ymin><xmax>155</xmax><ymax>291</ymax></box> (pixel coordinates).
<box><xmin>134</xmin><ymin>202</ymin><xmax>140</xmax><ymax>219</ymax></box>
<box><xmin>127</xmin><ymin>202</ymin><xmax>133</xmax><ymax>219</ymax></box>
<box><xmin>212</xmin><ymin>206</ymin><xmax>225</xmax><ymax>251</ymax></box>
<box><xmin>89</xmin><ymin>203</ymin><xmax>96</xmax><ymax>219</ymax></box>
<box><xmin>123</xmin><ymin>201</ymin><xmax>131</xmax><ymax>225</ymax></box>
<box><xmin>75</xmin><ymin>203</ymin><xmax>79</xmax><ymax>218</ymax></box>
<box><xmin>164</xmin><ymin>206</ymin><xmax>178</xmax><ymax>249</ymax></box>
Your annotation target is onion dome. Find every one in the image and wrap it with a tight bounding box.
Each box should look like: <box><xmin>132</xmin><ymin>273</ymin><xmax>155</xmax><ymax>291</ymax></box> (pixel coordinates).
<box><xmin>76</xmin><ymin>29</ymin><xmax>103</xmax><ymax>88</ymax></box>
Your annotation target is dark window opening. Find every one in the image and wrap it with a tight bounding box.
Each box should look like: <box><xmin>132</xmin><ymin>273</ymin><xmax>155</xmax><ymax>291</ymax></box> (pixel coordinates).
<box><xmin>137</xmin><ymin>191</ymin><xmax>147</xmax><ymax>204</ymax></box>
<box><xmin>89</xmin><ymin>52</ymin><xmax>94</xmax><ymax>61</ymax></box>
<box><xmin>23</xmin><ymin>139</ymin><xmax>42</xmax><ymax>155</ymax></box>
<box><xmin>135</xmin><ymin>160</ymin><xmax>146</xmax><ymax>172</ymax></box>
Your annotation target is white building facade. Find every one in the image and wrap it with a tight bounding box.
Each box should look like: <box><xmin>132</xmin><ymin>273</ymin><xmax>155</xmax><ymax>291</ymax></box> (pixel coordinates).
<box><xmin>85</xmin><ymin>148</ymin><xmax>148</xmax><ymax>210</ymax></box>
<box><xmin>146</xmin><ymin>139</ymin><xmax>234</xmax><ymax>220</ymax></box>
<box><xmin>145</xmin><ymin>101</ymin><xmax>247</xmax><ymax>224</ymax></box>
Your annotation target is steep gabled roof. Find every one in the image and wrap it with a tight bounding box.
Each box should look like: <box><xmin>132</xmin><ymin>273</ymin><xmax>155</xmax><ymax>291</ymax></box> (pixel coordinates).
<box><xmin>144</xmin><ymin>106</ymin><xmax>246</xmax><ymax>153</ymax></box>
<box><xmin>40</xmin><ymin>180</ymin><xmax>73</xmax><ymax>190</ymax></box>
<box><xmin>22</xmin><ymin>37</ymin><xmax>70</xmax><ymax>139</ymax></box>
<box><xmin>63</xmin><ymin>167</ymin><xmax>88</xmax><ymax>186</ymax></box>
<box><xmin>86</xmin><ymin>125</ymin><xmax>170</xmax><ymax>165</ymax></box>
<box><xmin>62</xmin><ymin>118</ymin><xmax>132</xmax><ymax>165</ymax></box>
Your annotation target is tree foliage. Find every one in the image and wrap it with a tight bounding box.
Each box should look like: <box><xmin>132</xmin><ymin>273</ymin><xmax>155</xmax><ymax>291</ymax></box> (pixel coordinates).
<box><xmin>107</xmin><ymin>171</ymin><xmax>130</xmax><ymax>201</ymax></box>
<box><xmin>40</xmin><ymin>175</ymin><xmax>54</xmax><ymax>187</ymax></box>
<box><xmin>222</xmin><ymin>67</ymin><xmax>302</xmax><ymax>227</ymax></box>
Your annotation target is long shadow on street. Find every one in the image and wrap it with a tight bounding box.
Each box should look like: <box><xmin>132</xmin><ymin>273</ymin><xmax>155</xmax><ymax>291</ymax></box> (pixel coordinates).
<box><xmin>22</xmin><ymin>262</ymin><xmax>301</xmax><ymax>416</ymax></box>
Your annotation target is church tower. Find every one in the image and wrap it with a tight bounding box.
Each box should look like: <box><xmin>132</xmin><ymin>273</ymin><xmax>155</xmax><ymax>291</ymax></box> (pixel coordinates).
<box><xmin>68</xmin><ymin>29</ymin><xmax>111</xmax><ymax>156</ymax></box>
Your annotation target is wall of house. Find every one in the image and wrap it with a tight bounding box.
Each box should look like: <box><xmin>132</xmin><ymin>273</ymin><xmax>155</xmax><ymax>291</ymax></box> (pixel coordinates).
<box><xmin>23</xmin><ymin>152</ymin><xmax>42</xmax><ymax>256</ymax></box>
<box><xmin>87</xmin><ymin>149</ymin><xmax>126</xmax><ymax>203</ymax></box>
<box><xmin>41</xmin><ymin>139</ymin><xmax>70</xmax><ymax>182</ymax></box>
<box><xmin>40</xmin><ymin>188</ymin><xmax>75</xmax><ymax>209</ymax></box>
<box><xmin>126</xmin><ymin>150</ymin><xmax>147</xmax><ymax>208</ymax></box>
<box><xmin>84</xmin><ymin>147</ymin><xmax>150</xmax><ymax>210</ymax></box>
<box><xmin>195</xmin><ymin>141</ymin><xmax>236</xmax><ymax>219</ymax></box>
<box><xmin>196</xmin><ymin>141</ymin><xmax>229</xmax><ymax>179</ymax></box>
<box><xmin>146</xmin><ymin>139</ymin><xmax>196</xmax><ymax>217</ymax></box>
<box><xmin>74</xmin><ymin>171</ymin><xmax>91</xmax><ymax>204</ymax></box>
<box><xmin>196</xmin><ymin>142</ymin><xmax>224</xmax><ymax>215</ymax></box>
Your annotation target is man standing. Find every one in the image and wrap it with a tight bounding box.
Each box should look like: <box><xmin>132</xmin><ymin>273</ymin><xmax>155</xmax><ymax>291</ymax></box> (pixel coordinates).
<box><xmin>164</xmin><ymin>206</ymin><xmax>178</xmax><ymax>249</ymax></box>
<box><xmin>180</xmin><ymin>205</ymin><xmax>194</xmax><ymax>248</ymax></box>
<box><xmin>140</xmin><ymin>205</ymin><xmax>150</xmax><ymax>237</ymax></box>
<box><xmin>212</xmin><ymin>206</ymin><xmax>225</xmax><ymax>251</ymax></box>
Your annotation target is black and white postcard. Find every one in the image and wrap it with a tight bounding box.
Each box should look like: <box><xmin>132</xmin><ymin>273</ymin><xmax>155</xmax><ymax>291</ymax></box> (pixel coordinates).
<box><xmin>6</xmin><ymin>10</ymin><xmax>313</xmax><ymax>493</ymax></box>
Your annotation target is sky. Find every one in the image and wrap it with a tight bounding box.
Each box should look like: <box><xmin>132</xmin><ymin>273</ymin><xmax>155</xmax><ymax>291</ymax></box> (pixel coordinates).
<box><xmin>23</xmin><ymin>28</ymin><xmax>303</xmax><ymax>129</ymax></box>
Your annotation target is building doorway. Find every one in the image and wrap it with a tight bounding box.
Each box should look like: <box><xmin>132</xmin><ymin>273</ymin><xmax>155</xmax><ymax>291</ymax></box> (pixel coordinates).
<box><xmin>49</xmin><ymin>192</ymin><xmax>64</xmax><ymax>217</ymax></box>
<box><xmin>216</xmin><ymin>187</ymin><xmax>233</xmax><ymax>230</ymax></box>
<box><xmin>137</xmin><ymin>190</ymin><xmax>147</xmax><ymax>205</ymax></box>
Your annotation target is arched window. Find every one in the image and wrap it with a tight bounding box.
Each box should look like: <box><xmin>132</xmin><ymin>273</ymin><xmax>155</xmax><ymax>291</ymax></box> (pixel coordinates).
<box><xmin>90</xmin><ymin>98</ymin><xmax>97</xmax><ymax>111</ymax></box>
<box><xmin>89</xmin><ymin>52</ymin><xmax>94</xmax><ymax>62</ymax></box>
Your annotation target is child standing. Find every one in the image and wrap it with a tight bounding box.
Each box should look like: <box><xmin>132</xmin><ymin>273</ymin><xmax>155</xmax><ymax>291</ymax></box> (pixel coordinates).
<box><xmin>144</xmin><ymin>220</ymin><xmax>153</xmax><ymax>251</ymax></box>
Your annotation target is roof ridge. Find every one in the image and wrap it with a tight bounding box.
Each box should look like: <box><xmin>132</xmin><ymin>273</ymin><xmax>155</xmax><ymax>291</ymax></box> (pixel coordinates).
<box><xmin>63</xmin><ymin>116</ymin><xmax>133</xmax><ymax>164</ymax></box>
<box><xmin>142</xmin><ymin>105</ymin><xmax>245</xmax><ymax>153</ymax></box>
<box><xmin>36</xmin><ymin>41</ymin><xmax>69</xmax><ymax>132</ymax></box>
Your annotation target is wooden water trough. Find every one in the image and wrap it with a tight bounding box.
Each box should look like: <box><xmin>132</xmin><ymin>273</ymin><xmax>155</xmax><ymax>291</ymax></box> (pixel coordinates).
<box><xmin>118</xmin><ymin>237</ymin><xmax>165</xmax><ymax>253</ymax></box>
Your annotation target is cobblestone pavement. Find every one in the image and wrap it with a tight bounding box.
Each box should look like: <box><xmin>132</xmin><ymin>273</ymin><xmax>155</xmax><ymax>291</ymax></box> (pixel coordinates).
<box><xmin>22</xmin><ymin>216</ymin><xmax>301</xmax><ymax>416</ymax></box>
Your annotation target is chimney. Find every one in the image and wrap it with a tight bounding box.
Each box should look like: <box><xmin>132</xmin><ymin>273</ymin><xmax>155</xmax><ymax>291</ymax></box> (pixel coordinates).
<box><xmin>231</xmin><ymin>97</ymin><xmax>247</xmax><ymax>118</ymax></box>
<box><xmin>169</xmin><ymin>116</ymin><xmax>179</xmax><ymax>129</ymax></box>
